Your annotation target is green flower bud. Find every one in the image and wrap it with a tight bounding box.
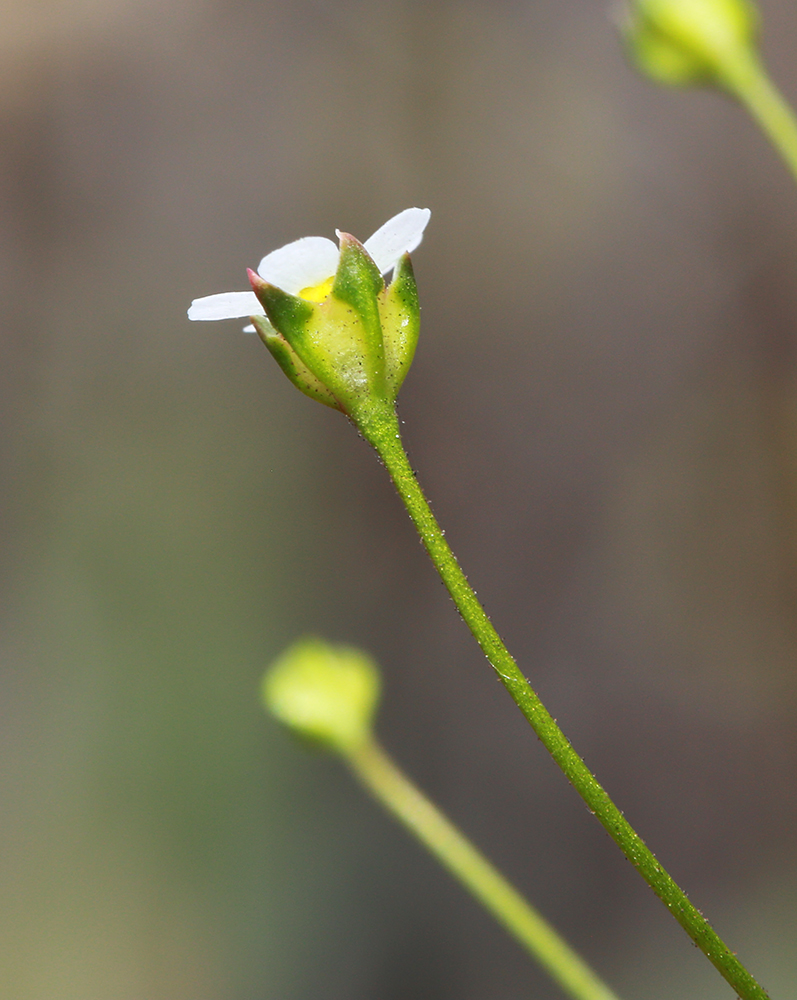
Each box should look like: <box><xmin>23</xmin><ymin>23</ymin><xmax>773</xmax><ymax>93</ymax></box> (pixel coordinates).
<box><xmin>262</xmin><ymin>638</ymin><xmax>381</xmax><ymax>754</ymax></box>
<box><xmin>622</xmin><ymin>0</ymin><xmax>759</xmax><ymax>89</ymax></box>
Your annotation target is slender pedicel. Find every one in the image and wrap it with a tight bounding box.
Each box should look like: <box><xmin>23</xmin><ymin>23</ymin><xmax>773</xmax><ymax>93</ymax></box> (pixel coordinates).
<box><xmin>357</xmin><ymin>403</ymin><xmax>769</xmax><ymax>1000</ymax></box>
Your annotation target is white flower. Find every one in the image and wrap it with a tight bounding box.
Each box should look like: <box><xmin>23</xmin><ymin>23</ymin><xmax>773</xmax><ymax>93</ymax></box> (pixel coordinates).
<box><xmin>188</xmin><ymin>207</ymin><xmax>430</xmax><ymax>331</ymax></box>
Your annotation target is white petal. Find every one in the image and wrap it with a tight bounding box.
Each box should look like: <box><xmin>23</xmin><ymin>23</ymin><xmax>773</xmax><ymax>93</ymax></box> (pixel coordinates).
<box><xmin>188</xmin><ymin>291</ymin><xmax>262</xmax><ymax>321</ymax></box>
<box><xmin>257</xmin><ymin>236</ymin><xmax>339</xmax><ymax>295</ymax></box>
<box><xmin>242</xmin><ymin>324</ymin><xmax>256</xmax><ymax>333</ymax></box>
<box><xmin>363</xmin><ymin>207</ymin><xmax>431</xmax><ymax>275</ymax></box>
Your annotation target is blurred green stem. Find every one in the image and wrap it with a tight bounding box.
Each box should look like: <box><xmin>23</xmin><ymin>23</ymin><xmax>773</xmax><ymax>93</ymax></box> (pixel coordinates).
<box><xmin>721</xmin><ymin>51</ymin><xmax>797</xmax><ymax>186</ymax></box>
<box><xmin>347</xmin><ymin>736</ymin><xmax>622</xmax><ymax>1000</ymax></box>
<box><xmin>356</xmin><ymin>402</ymin><xmax>768</xmax><ymax>1000</ymax></box>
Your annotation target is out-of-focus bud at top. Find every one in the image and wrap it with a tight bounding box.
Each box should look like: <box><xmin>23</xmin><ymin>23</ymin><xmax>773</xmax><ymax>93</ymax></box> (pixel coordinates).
<box><xmin>188</xmin><ymin>209</ymin><xmax>429</xmax><ymax>422</ymax></box>
<box><xmin>262</xmin><ymin>638</ymin><xmax>381</xmax><ymax>755</ymax></box>
<box><xmin>621</xmin><ymin>0</ymin><xmax>759</xmax><ymax>89</ymax></box>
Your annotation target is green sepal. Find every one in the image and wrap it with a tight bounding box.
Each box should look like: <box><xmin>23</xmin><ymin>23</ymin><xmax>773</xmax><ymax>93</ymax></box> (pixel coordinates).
<box><xmin>622</xmin><ymin>0</ymin><xmax>759</xmax><ymax>89</ymax></box>
<box><xmin>251</xmin><ymin>316</ymin><xmax>342</xmax><ymax>410</ymax></box>
<box><xmin>251</xmin><ymin>275</ymin><xmax>357</xmax><ymax>408</ymax></box>
<box><xmin>330</xmin><ymin>234</ymin><xmax>387</xmax><ymax>396</ymax></box>
<box><xmin>296</xmin><ymin>297</ymin><xmax>384</xmax><ymax>418</ymax></box>
<box><xmin>378</xmin><ymin>252</ymin><xmax>420</xmax><ymax>402</ymax></box>
<box><xmin>262</xmin><ymin>637</ymin><xmax>381</xmax><ymax>755</ymax></box>
<box><xmin>251</xmin><ymin>276</ymin><xmax>317</xmax><ymax>347</ymax></box>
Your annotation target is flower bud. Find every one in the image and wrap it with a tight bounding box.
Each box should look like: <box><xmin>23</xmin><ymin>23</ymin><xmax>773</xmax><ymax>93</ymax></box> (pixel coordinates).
<box><xmin>622</xmin><ymin>0</ymin><xmax>759</xmax><ymax>89</ymax></box>
<box><xmin>262</xmin><ymin>638</ymin><xmax>381</xmax><ymax>754</ymax></box>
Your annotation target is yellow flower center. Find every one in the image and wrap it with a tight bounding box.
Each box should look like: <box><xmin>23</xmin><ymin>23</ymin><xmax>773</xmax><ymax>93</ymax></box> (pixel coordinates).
<box><xmin>299</xmin><ymin>276</ymin><xmax>334</xmax><ymax>303</ymax></box>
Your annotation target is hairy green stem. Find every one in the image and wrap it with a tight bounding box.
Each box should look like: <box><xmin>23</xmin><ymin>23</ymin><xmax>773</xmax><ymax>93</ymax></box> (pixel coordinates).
<box><xmin>721</xmin><ymin>51</ymin><xmax>797</xmax><ymax>186</ymax></box>
<box><xmin>356</xmin><ymin>401</ymin><xmax>768</xmax><ymax>1000</ymax></box>
<box><xmin>347</xmin><ymin>736</ymin><xmax>622</xmax><ymax>1000</ymax></box>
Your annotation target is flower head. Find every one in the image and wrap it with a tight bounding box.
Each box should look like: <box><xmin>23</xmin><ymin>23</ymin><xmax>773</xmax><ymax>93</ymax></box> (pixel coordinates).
<box><xmin>621</xmin><ymin>0</ymin><xmax>759</xmax><ymax>89</ymax></box>
<box><xmin>188</xmin><ymin>208</ymin><xmax>429</xmax><ymax>421</ymax></box>
<box><xmin>262</xmin><ymin>637</ymin><xmax>381</xmax><ymax>754</ymax></box>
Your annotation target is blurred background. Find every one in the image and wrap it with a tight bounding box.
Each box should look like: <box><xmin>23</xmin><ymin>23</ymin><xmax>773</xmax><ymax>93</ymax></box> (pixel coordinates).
<box><xmin>2</xmin><ymin>0</ymin><xmax>797</xmax><ymax>997</ymax></box>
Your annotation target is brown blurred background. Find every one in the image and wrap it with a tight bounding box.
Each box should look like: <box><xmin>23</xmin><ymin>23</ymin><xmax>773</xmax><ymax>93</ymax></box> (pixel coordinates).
<box><xmin>2</xmin><ymin>0</ymin><xmax>797</xmax><ymax>997</ymax></box>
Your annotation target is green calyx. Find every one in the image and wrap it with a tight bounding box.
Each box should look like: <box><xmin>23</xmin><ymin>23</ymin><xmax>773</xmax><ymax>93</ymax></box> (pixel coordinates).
<box><xmin>250</xmin><ymin>240</ymin><xmax>421</xmax><ymax>423</ymax></box>
<box><xmin>262</xmin><ymin>637</ymin><xmax>381</xmax><ymax>754</ymax></box>
<box><xmin>622</xmin><ymin>0</ymin><xmax>759</xmax><ymax>89</ymax></box>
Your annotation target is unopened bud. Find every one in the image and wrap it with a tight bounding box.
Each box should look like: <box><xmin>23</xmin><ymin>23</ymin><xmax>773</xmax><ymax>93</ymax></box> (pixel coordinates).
<box><xmin>262</xmin><ymin>638</ymin><xmax>381</xmax><ymax>754</ymax></box>
<box><xmin>622</xmin><ymin>0</ymin><xmax>759</xmax><ymax>89</ymax></box>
